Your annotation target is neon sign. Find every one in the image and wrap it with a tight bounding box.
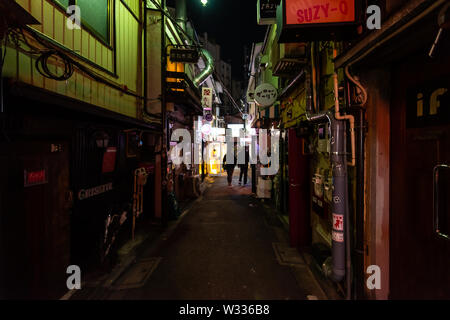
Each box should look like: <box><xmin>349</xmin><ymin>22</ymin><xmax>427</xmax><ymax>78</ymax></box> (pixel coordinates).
<box><xmin>285</xmin><ymin>0</ymin><xmax>356</xmax><ymax>25</ymax></box>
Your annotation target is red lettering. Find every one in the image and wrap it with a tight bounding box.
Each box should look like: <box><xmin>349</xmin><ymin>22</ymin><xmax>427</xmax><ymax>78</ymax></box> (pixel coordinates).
<box><xmin>321</xmin><ymin>3</ymin><xmax>330</xmax><ymax>18</ymax></box>
<box><xmin>297</xmin><ymin>9</ymin><xmax>304</xmax><ymax>23</ymax></box>
<box><xmin>313</xmin><ymin>5</ymin><xmax>320</xmax><ymax>20</ymax></box>
<box><xmin>304</xmin><ymin>8</ymin><xmax>313</xmax><ymax>22</ymax></box>
<box><xmin>340</xmin><ymin>0</ymin><xmax>348</xmax><ymax>15</ymax></box>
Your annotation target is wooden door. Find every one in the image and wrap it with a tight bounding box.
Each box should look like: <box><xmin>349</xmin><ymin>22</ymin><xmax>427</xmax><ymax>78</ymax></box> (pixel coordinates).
<box><xmin>0</xmin><ymin>141</ymin><xmax>71</xmax><ymax>299</ymax></box>
<box><xmin>288</xmin><ymin>129</ymin><xmax>311</xmax><ymax>248</ymax></box>
<box><xmin>390</xmin><ymin>51</ymin><xmax>450</xmax><ymax>299</ymax></box>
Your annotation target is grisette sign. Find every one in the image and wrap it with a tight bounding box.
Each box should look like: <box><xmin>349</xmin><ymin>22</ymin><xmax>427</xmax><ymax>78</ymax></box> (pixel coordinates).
<box><xmin>254</xmin><ymin>83</ymin><xmax>278</xmax><ymax>108</ymax></box>
<box><xmin>78</xmin><ymin>183</ymin><xmax>113</xmax><ymax>201</ymax></box>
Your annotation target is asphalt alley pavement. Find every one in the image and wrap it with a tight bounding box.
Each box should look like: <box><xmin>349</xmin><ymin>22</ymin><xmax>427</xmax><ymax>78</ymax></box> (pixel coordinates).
<box><xmin>100</xmin><ymin>175</ymin><xmax>320</xmax><ymax>300</ymax></box>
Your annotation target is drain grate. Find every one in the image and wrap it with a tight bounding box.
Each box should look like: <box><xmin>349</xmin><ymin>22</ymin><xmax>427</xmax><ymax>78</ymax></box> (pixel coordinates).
<box><xmin>272</xmin><ymin>242</ymin><xmax>305</xmax><ymax>266</ymax></box>
<box><xmin>113</xmin><ymin>258</ymin><xmax>162</xmax><ymax>290</ymax></box>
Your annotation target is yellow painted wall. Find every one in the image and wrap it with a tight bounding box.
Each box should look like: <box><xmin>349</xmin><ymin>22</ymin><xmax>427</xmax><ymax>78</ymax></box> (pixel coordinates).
<box><xmin>4</xmin><ymin>0</ymin><xmax>143</xmax><ymax>119</ymax></box>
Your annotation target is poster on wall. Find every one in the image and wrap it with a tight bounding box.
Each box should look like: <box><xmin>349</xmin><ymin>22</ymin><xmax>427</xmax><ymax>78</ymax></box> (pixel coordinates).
<box><xmin>102</xmin><ymin>147</ymin><xmax>117</xmax><ymax>173</ymax></box>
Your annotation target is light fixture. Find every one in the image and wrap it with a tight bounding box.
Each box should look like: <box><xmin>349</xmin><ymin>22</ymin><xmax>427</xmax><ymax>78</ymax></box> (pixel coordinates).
<box><xmin>94</xmin><ymin>131</ymin><xmax>110</xmax><ymax>149</ymax></box>
<box><xmin>200</xmin><ymin>0</ymin><xmax>208</xmax><ymax>7</ymax></box>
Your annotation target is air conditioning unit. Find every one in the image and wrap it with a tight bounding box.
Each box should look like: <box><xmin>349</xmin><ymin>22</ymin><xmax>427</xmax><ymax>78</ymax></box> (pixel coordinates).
<box><xmin>271</xmin><ymin>42</ymin><xmax>307</xmax><ymax>78</ymax></box>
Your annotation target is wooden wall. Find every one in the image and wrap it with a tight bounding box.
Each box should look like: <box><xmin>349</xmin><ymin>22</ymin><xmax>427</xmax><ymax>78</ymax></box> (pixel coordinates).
<box><xmin>4</xmin><ymin>0</ymin><xmax>143</xmax><ymax>119</ymax></box>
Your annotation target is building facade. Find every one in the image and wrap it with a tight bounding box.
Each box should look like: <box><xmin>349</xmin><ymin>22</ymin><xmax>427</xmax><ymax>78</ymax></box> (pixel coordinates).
<box><xmin>248</xmin><ymin>0</ymin><xmax>450</xmax><ymax>299</ymax></box>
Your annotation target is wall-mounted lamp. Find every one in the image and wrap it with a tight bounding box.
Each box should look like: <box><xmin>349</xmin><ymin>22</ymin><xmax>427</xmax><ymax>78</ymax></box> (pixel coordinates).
<box><xmin>94</xmin><ymin>131</ymin><xmax>110</xmax><ymax>149</ymax></box>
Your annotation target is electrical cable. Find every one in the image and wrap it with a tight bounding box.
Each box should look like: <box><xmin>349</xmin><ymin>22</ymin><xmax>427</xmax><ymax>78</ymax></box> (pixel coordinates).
<box><xmin>35</xmin><ymin>50</ymin><xmax>74</xmax><ymax>81</ymax></box>
<box><xmin>11</xmin><ymin>26</ymin><xmax>161</xmax><ymax>108</ymax></box>
<box><xmin>344</xmin><ymin>65</ymin><xmax>368</xmax><ymax>106</ymax></box>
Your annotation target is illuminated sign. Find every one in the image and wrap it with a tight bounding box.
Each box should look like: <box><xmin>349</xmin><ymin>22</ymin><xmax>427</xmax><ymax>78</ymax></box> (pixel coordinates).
<box><xmin>277</xmin><ymin>0</ymin><xmax>359</xmax><ymax>42</ymax></box>
<box><xmin>24</xmin><ymin>169</ymin><xmax>47</xmax><ymax>187</ymax></box>
<box><xmin>202</xmin><ymin>87</ymin><xmax>213</xmax><ymax>109</ymax></box>
<box><xmin>169</xmin><ymin>48</ymin><xmax>199</xmax><ymax>63</ymax></box>
<box><xmin>285</xmin><ymin>0</ymin><xmax>355</xmax><ymax>25</ymax></box>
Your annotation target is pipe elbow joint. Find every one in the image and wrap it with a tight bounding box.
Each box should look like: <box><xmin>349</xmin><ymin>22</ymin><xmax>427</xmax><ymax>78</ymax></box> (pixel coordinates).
<box><xmin>193</xmin><ymin>48</ymin><xmax>215</xmax><ymax>88</ymax></box>
<box><xmin>331</xmin><ymin>269</ymin><xmax>345</xmax><ymax>282</ymax></box>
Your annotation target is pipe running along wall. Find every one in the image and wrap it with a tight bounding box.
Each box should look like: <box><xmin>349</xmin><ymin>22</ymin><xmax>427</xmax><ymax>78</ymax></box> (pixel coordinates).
<box><xmin>193</xmin><ymin>48</ymin><xmax>214</xmax><ymax>88</ymax></box>
<box><xmin>304</xmin><ymin>45</ymin><xmax>352</xmax><ymax>296</ymax></box>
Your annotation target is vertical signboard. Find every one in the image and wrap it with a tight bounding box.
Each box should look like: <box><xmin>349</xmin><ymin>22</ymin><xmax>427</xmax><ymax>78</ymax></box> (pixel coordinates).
<box><xmin>202</xmin><ymin>87</ymin><xmax>213</xmax><ymax>110</ymax></box>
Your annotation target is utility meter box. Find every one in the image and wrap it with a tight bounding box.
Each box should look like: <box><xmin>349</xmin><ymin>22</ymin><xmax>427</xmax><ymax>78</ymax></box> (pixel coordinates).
<box><xmin>317</xmin><ymin>123</ymin><xmax>330</xmax><ymax>153</ymax></box>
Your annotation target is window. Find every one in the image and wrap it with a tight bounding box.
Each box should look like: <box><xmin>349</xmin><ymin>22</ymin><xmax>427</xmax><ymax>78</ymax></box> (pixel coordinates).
<box><xmin>77</xmin><ymin>0</ymin><xmax>110</xmax><ymax>44</ymax></box>
<box><xmin>54</xmin><ymin>0</ymin><xmax>70</xmax><ymax>8</ymax></box>
<box><xmin>53</xmin><ymin>0</ymin><xmax>111</xmax><ymax>45</ymax></box>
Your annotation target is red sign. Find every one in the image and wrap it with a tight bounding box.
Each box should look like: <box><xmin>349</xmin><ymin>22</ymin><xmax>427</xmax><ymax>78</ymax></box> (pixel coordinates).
<box><xmin>286</xmin><ymin>0</ymin><xmax>355</xmax><ymax>25</ymax></box>
<box><xmin>24</xmin><ymin>169</ymin><xmax>47</xmax><ymax>187</ymax></box>
<box><xmin>333</xmin><ymin>213</ymin><xmax>344</xmax><ymax>231</ymax></box>
<box><xmin>102</xmin><ymin>147</ymin><xmax>117</xmax><ymax>173</ymax></box>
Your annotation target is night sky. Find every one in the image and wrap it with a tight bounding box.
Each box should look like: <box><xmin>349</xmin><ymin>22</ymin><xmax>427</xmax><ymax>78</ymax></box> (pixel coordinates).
<box><xmin>168</xmin><ymin>0</ymin><xmax>268</xmax><ymax>80</ymax></box>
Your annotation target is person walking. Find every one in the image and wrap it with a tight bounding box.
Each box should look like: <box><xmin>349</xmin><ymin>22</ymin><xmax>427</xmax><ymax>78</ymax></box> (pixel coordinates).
<box><xmin>238</xmin><ymin>146</ymin><xmax>250</xmax><ymax>186</ymax></box>
<box><xmin>223</xmin><ymin>150</ymin><xmax>237</xmax><ymax>187</ymax></box>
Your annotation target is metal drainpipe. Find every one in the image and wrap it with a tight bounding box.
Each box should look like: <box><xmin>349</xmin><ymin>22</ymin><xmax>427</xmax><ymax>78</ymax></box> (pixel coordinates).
<box><xmin>305</xmin><ymin>69</ymin><xmax>348</xmax><ymax>289</ymax></box>
<box><xmin>176</xmin><ymin>0</ymin><xmax>187</xmax><ymax>32</ymax></box>
<box><xmin>330</xmin><ymin>119</ymin><xmax>347</xmax><ymax>284</ymax></box>
<box><xmin>193</xmin><ymin>48</ymin><xmax>215</xmax><ymax>88</ymax></box>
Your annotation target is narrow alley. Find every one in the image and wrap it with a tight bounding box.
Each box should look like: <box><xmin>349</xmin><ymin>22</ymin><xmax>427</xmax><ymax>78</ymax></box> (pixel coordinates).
<box><xmin>1</xmin><ymin>0</ymin><xmax>450</xmax><ymax>306</ymax></box>
<box><xmin>72</xmin><ymin>175</ymin><xmax>325</xmax><ymax>300</ymax></box>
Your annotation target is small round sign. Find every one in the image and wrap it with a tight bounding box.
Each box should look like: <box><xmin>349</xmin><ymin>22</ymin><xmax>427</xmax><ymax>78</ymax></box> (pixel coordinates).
<box><xmin>204</xmin><ymin>113</ymin><xmax>213</xmax><ymax>122</ymax></box>
<box><xmin>201</xmin><ymin>124</ymin><xmax>212</xmax><ymax>135</ymax></box>
<box><xmin>254</xmin><ymin>83</ymin><xmax>278</xmax><ymax>108</ymax></box>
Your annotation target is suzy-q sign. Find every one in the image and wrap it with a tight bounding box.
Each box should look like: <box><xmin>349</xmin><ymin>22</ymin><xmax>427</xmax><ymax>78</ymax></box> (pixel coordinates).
<box><xmin>286</xmin><ymin>0</ymin><xmax>356</xmax><ymax>25</ymax></box>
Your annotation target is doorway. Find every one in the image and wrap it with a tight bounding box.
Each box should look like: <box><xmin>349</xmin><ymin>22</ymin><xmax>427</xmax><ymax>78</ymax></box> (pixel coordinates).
<box><xmin>390</xmin><ymin>51</ymin><xmax>450</xmax><ymax>299</ymax></box>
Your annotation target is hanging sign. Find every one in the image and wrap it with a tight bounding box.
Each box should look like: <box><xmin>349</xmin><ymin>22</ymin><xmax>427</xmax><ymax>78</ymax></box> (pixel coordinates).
<box><xmin>257</xmin><ymin>0</ymin><xmax>280</xmax><ymax>25</ymax></box>
<box><xmin>169</xmin><ymin>48</ymin><xmax>199</xmax><ymax>63</ymax></box>
<box><xmin>202</xmin><ymin>87</ymin><xmax>213</xmax><ymax>109</ymax></box>
<box><xmin>204</xmin><ymin>113</ymin><xmax>214</xmax><ymax>122</ymax></box>
<box><xmin>285</xmin><ymin>0</ymin><xmax>356</xmax><ymax>25</ymax></box>
<box><xmin>277</xmin><ymin>0</ymin><xmax>359</xmax><ymax>42</ymax></box>
<box><xmin>254</xmin><ymin>83</ymin><xmax>278</xmax><ymax>108</ymax></box>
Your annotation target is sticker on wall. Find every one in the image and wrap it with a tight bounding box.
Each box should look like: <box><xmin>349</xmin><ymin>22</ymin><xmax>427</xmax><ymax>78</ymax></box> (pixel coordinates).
<box><xmin>332</xmin><ymin>231</ymin><xmax>344</xmax><ymax>243</ymax></box>
<box><xmin>102</xmin><ymin>147</ymin><xmax>117</xmax><ymax>173</ymax></box>
<box><xmin>333</xmin><ymin>214</ymin><xmax>344</xmax><ymax>231</ymax></box>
